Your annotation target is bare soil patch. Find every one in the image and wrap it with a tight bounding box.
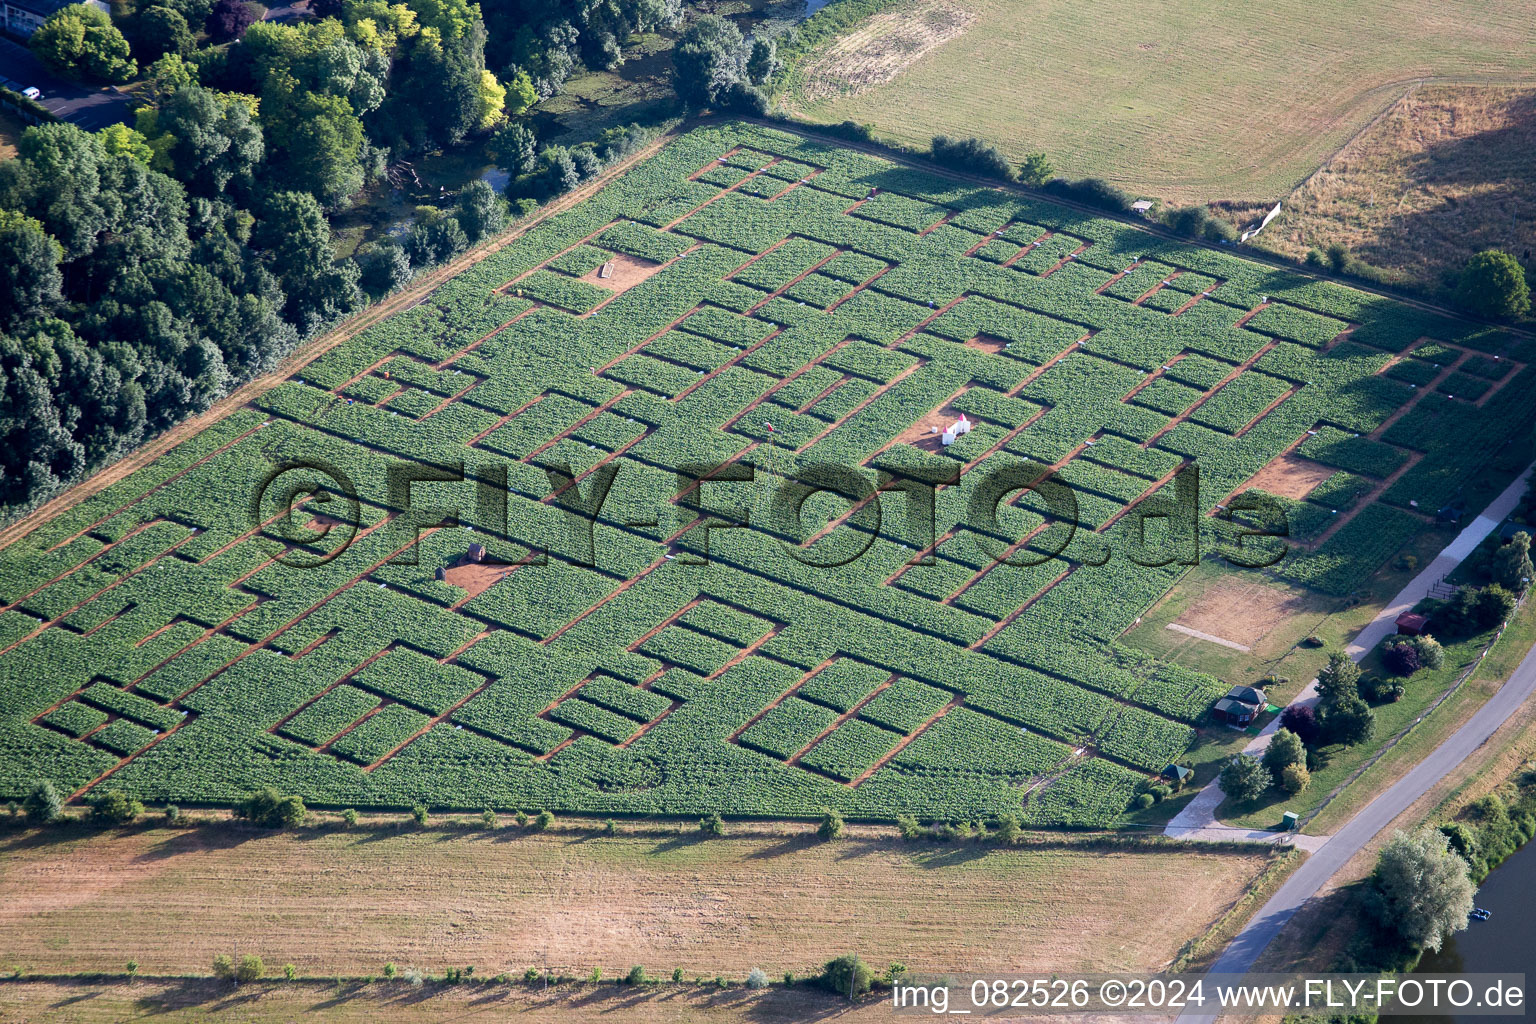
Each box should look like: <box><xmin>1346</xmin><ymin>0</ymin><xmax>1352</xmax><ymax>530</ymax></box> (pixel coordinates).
<box><xmin>1239</xmin><ymin>453</ymin><xmax>1336</xmax><ymax>501</ymax></box>
<box><xmin>966</xmin><ymin>334</ymin><xmax>1008</xmax><ymax>354</ymax></box>
<box><xmin>0</xmin><ymin>827</ymin><xmax>1270</xmax><ymax>978</ymax></box>
<box><xmin>892</xmin><ymin>401</ymin><xmax>966</xmax><ymax>451</ymax></box>
<box><xmin>1174</xmin><ymin>579</ymin><xmax>1317</xmax><ymax>649</ymax></box>
<box><xmin>798</xmin><ymin>0</ymin><xmax>977</xmax><ymax>100</ymax></box>
<box><xmin>443</xmin><ymin>560</ymin><xmax>518</xmax><ymax>600</ymax></box>
<box><xmin>580</xmin><ymin>252</ymin><xmax>665</xmax><ymax>293</ymax></box>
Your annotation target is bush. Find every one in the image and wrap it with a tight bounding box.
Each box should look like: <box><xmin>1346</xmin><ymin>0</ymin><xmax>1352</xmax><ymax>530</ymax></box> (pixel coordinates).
<box><xmin>1161</xmin><ymin>205</ymin><xmax>1234</xmax><ymax>242</ymax></box>
<box><xmin>213</xmin><ymin>954</ymin><xmax>235</xmax><ymax>980</ymax></box>
<box><xmin>816</xmin><ymin>808</ymin><xmax>844</xmax><ymax>841</ymax></box>
<box><xmin>1133</xmin><ymin>793</ymin><xmax>1155</xmax><ymax>810</ymax></box>
<box><xmin>23</xmin><ymin>780</ymin><xmax>62</xmax><ymax>825</ymax></box>
<box><xmin>234</xmin><ymin>788</ymin><xmax>305</xmax><ymax>829</ymax></box>
<box><xmin>1218</xmin><ymin>754</ymin><xmax>1272</xmax><ymax>803</ymax></box>
<box><xmin>820</xmin><ymin>954</ymin><xmax>872</xmax><ymax>999</ymax></box>
<box><xmin>1042</xmin><ymin>177</ymin><xmax>1133</xmax><ymax>213</ymax></box>
<box><xmin>699</xmin><ymin>812</ymin><xmax>724</xmax><ymax>836</ymax></box>
<box><xmin>236</xmin><ymin>955</ymin><xmax>264</xmax><ymax>983</ymax></box>
<box><xmin>89</xmin><ymin>790</ymin><xmax>145</xmax><ymax>825</ymax></box>
<box><xmin>126</xmin><ymin>959</ymin><xmax>138</xmax><ymax>977</ymax></box>
<box><xmin>1475</xmin><ymin>584</ymin><xmax>1517</xmax><ymax>628</ymax></box>
<box><xmin>410</xmin><ymin>804</ymin><xmax>429</xmax><ymax>827</ymax></box>
<box><xmin>746</xmin><ymin>967</ymin><xmax>769</xmax><ymax>989</ymax></box>
<box><xmin>820</xmin><ymin>120</ymin><xmax>874</xmax><ymax>144</ymax></box>
<box><xmin>1262</xmin><ymin>728</ymin><xmax>1305</xmax><ymax>776</ymax></box>
<box><xmin>1382</xmin><ymin>641</ymin><xmax>1422</xmax><ymax>676</ymax></box>
<box><xmin>384</xmin><ymin>963</ymin><xmax>397</xmax><ymax>980</ymax></box>
<box><xmin>929</xmin><ymin>135</ymin><xmax>1014</xmax><ymax>181</ymax></box>
<box><xmin>533</xmin><ymin>809</ymin><xmax>554</xmax><ymax>831</ymax></box>
<box><xmin>604</xmin><ymin>818</ymin><xmax>618</xmax><ymax>834</ymax></box>
<box><xmin>481</xmin><ymin>808</ymin><xmax>496</xmax><ymax>827</ymax></box>
<box><xmin>205</xmin><ymin>0</ymin><xmax>255</xmax><ymax>41</ymax></box>
<box><xmin>1279</xmin><ymin>763</ymin><xmax>1311</xmax><ymax>795</ymax></box>
<box><xmin>1017</xmin><ymin>152</ymin><xmax>1053</xmax><ymax>186</ymax></box>
<box><xmin>164</xmin><ymin>804</ymin><xmax>180</xmax><ymax>824</ymax></box>
<box><xmin>895</xmin><ymin>813</ymin><xmax>921</xmax><ymax>839</ymax></box>
<box><xmin>992</xmin><ymin>814</ymin><xmax>1020</xmax><ymax>843</ymax></box>
<box><xmin>1455</xmin><ymin>250</ymin><xmax>1531</xmax><ymax>321</ymax></box>
<box><xmin>1410</xmin><ymin>634</ymin><xmax>1445</xmax><ymax>670</ymax></box>
<box><xmin>672</xmin><ymin>967</ymin><xmax>683</xmax><ymax>983</ymax></box>
<box><xmin>341</xmin><ymin>808</ymin><xmax>358</xmax><ymax>827</ymax></box>
<box><xmin>626</xmin><ymin>965</ymin><xmax>646</xmax><ymax>985</ymax></box>
<box><xmin>284</xmin><ymin>963</ymin><xmax>296</xmax><ymax>981</ymax></box>
<box><xmin>1279</xmin><ymin>704</ymin><xmax>1321</xmax><ymax>745</ymax></box>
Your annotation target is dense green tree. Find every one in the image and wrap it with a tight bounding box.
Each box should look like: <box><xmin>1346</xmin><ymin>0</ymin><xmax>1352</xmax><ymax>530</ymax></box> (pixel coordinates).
<box><xmin>1321</xmin><ymin>692</ymin><xmax>1375</xmax><ymax>746</ymax></box>
<box><xmin>357</xmin><ymin>239</ymin><xmax>412</xmax><ymax>297</ymax></box>
<box><xmin>406</xmin><ymin>207</ymin><xmax>469</xmax><ymax>264</ymax></box>
<box><xmin>745</xmin><ymin>37</ymin><xmax>780</xmax><ymax>84</ymax></box>
<box><xmin>146</xmin><ymin>86</ymin><xmax>265</xmax><ymax>198</ymax></box>
<box><xmin>1218</xmin><ymin>753</ymin><xmax>1271</xmax><ymax>803</ymax></box>
<box><xmin>488</xmin><ymin>121</ymin><xmax>538</xmax><ymax>174</ymax></box>
<box><xmin>1262</xmin><ymin>728</ymin><xmax>1305</xmax><ymax>776</ymax></box>
<box><xmin>1369</xmin><ymin>827</ymin><xmax>1475</xmax><ymax>952</ymax></box>
<box><xmin>1456</xmin><ymin>250</ymin><xmax>1531</xmax><ymax>321</ymax></box>
<box><xmin>0</xmin><ymin>211</ymin><xmax>63</xmax><ymax>331</ymax></box>
<box><xmin>453</xmin><ymin>178</ymin><xmax>505</xmax><ymax>242</ymax></box>
<box><xmin>252</xmin><ymin>191</ymin><xmax>362</xmax><ymax>329</ymax></box>
<box><xmin>820</xmin><ymin>954</ymin><xmax>871</xmax><ymax>999</ymax></box>
<box><xmin>1489</xmin><ymin>532</ymin><xmax>1533</xmax><ymax>591</ymax></box>
<box><xmin>205</xmin><ymin>0</ymin><xmax>256</xmax><ymax>40</ymax></box>
<box><xmin>128</xmin><ymin>5</ymin><xmax>196</xmax><ymax>62</ymax></box>
<box><xmin>30</xmin><ymin>4</ymin><xmax>137</xmax><ymax>83</ymax></box>
<box><xmin>1018</xmin><ymin>151</ymin><xmax>1053</xmax><ymax>186</ymax></box>
<box><xmin>98</xmin><ymin>123</ymin><xmax>153</xmax><ymax>165</ymax></box>
<box><xmin>672</xmin><ymin>15</ymin><xmax>748</xmax><ymax>107</ymax></box>
<box><xmin>1314</xmin><ymin>651</ymin><xmax>1360</xmax><ymax>704</ymax></box>
<box><xmin>234</xmin><ymin>787</ymin><xmax>306</xmax><ymax>828</ymax></box>
<box><xmin>22</xmin><ymin>780</ymin><xmax>63</xmax><ymax>824</ymax></box>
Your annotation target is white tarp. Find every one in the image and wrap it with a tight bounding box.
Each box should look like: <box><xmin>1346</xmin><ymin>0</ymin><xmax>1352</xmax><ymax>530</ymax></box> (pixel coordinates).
<box><xmin>1240</xmin><ymin>202</ymin><xmax>1282</xmax><ymax>242</ymax></box>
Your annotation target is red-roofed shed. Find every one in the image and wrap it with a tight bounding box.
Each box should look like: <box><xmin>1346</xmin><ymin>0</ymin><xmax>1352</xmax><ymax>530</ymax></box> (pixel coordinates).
<box><xmin>1395</xmin><ymin>612</ymin><xmax>1429</xmax><ymax>636</ymax></box>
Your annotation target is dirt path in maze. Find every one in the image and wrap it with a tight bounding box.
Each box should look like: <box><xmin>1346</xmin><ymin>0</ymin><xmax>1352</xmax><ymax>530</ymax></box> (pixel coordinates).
<box><xmin>0</xmin><ymin>131</ymin><xmax>679</xmax><ymax>555</ymax></box>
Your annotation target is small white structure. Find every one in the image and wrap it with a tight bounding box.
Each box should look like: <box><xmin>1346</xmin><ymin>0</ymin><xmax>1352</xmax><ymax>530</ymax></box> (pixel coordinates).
<box><xmin>940</xmin><ymin>413</ymin><xmax>973</xmax><ymax>447</ymax></box>
<box><xmin>598</xmin><ymin>262</ymin><xmax>614</xmax><ymax>279</ymax></box>
<box><xmin>1130</xmin><ymin>200</ymin><xmax>1154</xmax><ymax>214</ymax></box>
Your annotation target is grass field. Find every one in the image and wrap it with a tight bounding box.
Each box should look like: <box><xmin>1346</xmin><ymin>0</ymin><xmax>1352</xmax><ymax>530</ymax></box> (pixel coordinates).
<box><xmin>786</xmin><ymin>0</ymin><xmax>1536</xmax><ymax>203</ymax></box>
<box><xmin>0</xmin><ymin>824</ymin><xmax>1274</xmax><ymax>978</ymax></box>
<box><xmin>1222</xmin><ymin>85</ymin><xmax>1536</xmax><ymax>290</ymax></box>
<box><xmin>2</xmin><ymin>121</ymin><xmax>1533</xmax><ymax>826</ymax></box>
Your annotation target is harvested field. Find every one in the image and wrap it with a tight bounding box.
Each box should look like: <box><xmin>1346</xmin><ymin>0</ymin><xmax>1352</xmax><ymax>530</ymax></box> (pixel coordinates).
<box><xmin>581</xmin><ymin>252</ymin><xmax>666</xmax><ymax>292</ymax></box>
<box><xmin>0</xmin><ymin>827</ymin><xmax>1274</xmax><ymax>978</ymax></box>
<box><xmin>1172</xmin><ymin>579</ymin><xmax>1317</xmax><ymax>650</ymax></box>
<box><xmin>1239</xmin><ymin>454</ymin><xmax>1337</xmax><ymax>501</ymax></box>
<box><xmin>798</xmin><ymin>0</ymin><xmax>977</xmax><ymax>101</ymax></box>
<box><xmin>789</xmin><ymin>0</ymin><xmax>1536</xmax><ymax>202</ymax></box>
<box><xmin>1231</xmin><ymin>84</ymin><xmax>1536</xmax><ymax>288</ymax></box>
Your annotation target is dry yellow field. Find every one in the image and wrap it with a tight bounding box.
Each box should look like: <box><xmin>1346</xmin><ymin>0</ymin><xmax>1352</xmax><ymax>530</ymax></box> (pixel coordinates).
<box><xmin>1227</xmin><ymin>85</ymin><xmax>1536</xmax><ymax>287</ymax></box>
<box><xmin>788</xmin><ymin>0</ymin><xmax>1536</xmax><ymax>203</ymax></box>
<box><xmin>0</xmin><ymin>825</ymin><xmax>1273</xmax><ymax>980</ymax></box>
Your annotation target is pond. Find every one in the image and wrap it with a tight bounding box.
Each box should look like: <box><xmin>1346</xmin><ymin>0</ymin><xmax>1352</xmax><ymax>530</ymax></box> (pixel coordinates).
<box><xmin>1399</xmin><ymin>838</ymin><xmax>1536</xmax><ymax>1024</ymax></box>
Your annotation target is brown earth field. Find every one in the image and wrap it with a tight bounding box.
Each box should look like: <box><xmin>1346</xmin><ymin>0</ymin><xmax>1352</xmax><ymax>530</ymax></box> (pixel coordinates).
<box><xmin>0</xmin><ymin>824</ymin><xmax>1275</xmax><ymax>981</ymax></box>
<box><xmin>1221</xmin><ymin>84</ymin><xmax>1536</xmax><ymax>290</ymax></box>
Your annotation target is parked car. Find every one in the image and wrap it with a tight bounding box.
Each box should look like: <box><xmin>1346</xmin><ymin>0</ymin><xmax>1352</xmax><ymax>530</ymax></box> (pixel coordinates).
<box><xmin>21</xmin><ymin>86</ymin><xmax>42</xmax><ymax>100</ymax></box>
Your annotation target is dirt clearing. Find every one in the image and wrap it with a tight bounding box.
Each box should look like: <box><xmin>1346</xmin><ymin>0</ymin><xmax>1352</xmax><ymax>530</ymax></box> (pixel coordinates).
<box><xmin>798</xmin><ymin>0</ymin><xmax>977</xmax><ymax>100</ymax></box>
<box><xmin>1173</xmin><ymin>579</ymin><xmax>1316</xmax><ymax>650</ymax></box>
<box><xmin>1239</xmin><ymin>453</ymin><xmax>1336</xmax><ymax>501</ymax></box>
<box><xmin>0</xmin><ymin>826</ymin><xmax>1271</xmax><ymax>978</ymax></box>
<box><xmin>581</xmin><ymin>252</ymin><xmax>665</xmax><ymax>292</ymax></box>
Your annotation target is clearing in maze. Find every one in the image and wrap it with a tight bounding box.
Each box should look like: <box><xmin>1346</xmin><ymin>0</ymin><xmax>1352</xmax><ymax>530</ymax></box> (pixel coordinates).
<box><xmin>2</xmin><ymin>122</ymin><xmax>1533</xmax><ymax>825</ymax></box>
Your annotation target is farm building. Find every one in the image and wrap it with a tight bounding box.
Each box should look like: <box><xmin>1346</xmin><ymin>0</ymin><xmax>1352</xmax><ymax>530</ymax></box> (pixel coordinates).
<box><xmin>1211</xmin><ymin>685</ymin><xmax>1266</xmax><ymax>725</ymax></box>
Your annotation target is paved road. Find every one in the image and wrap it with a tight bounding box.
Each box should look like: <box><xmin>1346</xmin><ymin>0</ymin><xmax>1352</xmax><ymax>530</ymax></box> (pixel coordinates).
<box><xmin>1166</xmin><ymin>463</ymin><xmax>1535</xmax><ymax>845</ymax></box>
<box><xmin>0</xmin><ymin>37</ymin><xmax>132</xmax><ymax>131</ymax></box>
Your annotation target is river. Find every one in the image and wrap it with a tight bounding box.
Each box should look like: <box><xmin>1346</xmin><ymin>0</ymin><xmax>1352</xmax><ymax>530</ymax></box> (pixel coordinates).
<box><xmin>1400</xmin><ymin>838</ymin><xmax>1536</xmax><ymax>1024</ymax></box>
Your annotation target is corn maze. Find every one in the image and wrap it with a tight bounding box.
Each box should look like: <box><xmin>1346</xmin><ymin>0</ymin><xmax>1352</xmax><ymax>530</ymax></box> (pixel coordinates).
<box><xmin>2</xmin><ymin>123</ymin><xmax>1533</xmax><ymax>824</ymax></box>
